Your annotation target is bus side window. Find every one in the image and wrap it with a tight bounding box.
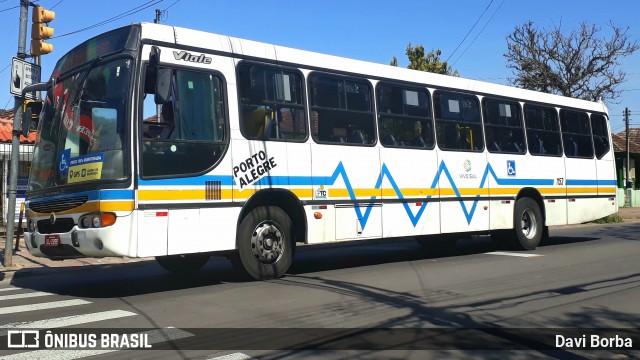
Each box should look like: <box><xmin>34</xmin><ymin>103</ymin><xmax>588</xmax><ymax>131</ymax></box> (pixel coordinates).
<box><xmin>435</xmin><ymin>91</ymin><xmax>483</xmax><ymax>152</ymax></box>
<box><xmin>311</xmin><ymin>73</ymin><xmax>375</xmax><ymax>146</ymax></box>
<box><xmin>482</xmin><ymin>97</ymin><xmax>525</xmax><ymax>154</ymax></box>
<box><xmin>376</xmin><ymin>82</ymin><xmax>433</xmax><ymax>149</ymax></box>
<box><xmin>238</xmin><ymin>63</ymin><xmax>306</xmax><ymax>141</ymax></box>
<box><xmin>591</xmin><ymin>113</ymin><xmax>610</xmax><ymax>159</ymax></box>
<box><xmin>524</xmin><ymin>104</ymin><xmax>562</xmax><ymax>156</ymax></box>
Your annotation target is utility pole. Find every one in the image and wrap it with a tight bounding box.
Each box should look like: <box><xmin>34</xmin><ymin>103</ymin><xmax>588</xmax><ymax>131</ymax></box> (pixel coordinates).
<box><xmin>5</xmin><ymin>0</ymin><xmax>29</xmax><ymax>267</ymax></box>
<box><xmin>625</xmin><ymin>107</ymin><xmax>631</xmax><ymax>207</ymax></box>
<box><xmin>154</xmin><ymin>9</ymin><xmax>162</xmax><ymax>24</ymax></box>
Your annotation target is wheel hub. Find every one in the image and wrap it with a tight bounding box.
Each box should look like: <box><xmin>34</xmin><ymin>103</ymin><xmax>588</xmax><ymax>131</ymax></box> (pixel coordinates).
<box><xmin>520</xmin><ymin>208</ymin><xmax>538</xmax><ymax>239</ymax></box>
<box><xmin>250</xmin><ymin>222</ymin><xmax>284</xmax><ymax>264</ymax></box>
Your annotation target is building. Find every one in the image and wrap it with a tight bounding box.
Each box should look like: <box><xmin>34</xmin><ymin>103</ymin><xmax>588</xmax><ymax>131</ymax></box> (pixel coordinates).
<box><xmin>614</xmin><ymin>130</ymin><xmax>640</xmax><ymax>189</ymax></box>
<box><xmin>0</xmin><ymin>109</ymin><xmax>35</xmax><ymax>224</ymax></box>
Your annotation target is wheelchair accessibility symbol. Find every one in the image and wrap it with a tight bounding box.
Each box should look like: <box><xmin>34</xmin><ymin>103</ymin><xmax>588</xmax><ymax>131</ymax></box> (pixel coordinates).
<box><xmin>507</xmin><ymin>160</ymin><xmax>516</xmax><ymax>176</ymax></box>
<box><xmin>58</xmin><ymin>149</ymin><xmax>70</xmax><ymax>175</ymax></box>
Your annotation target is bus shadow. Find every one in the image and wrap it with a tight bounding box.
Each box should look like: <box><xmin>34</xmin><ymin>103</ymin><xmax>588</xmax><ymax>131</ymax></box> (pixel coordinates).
<box><xmin>9</xmin><ymin>231</ymin><xmax>602</xmax><ymax>298</ymax></box>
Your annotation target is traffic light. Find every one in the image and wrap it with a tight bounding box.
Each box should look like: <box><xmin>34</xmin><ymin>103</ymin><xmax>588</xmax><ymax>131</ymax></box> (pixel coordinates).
<box><xmin>21</xmin><ymin>100</ymin><xmax>43</xmax><ymax>136</ymax></box>
<box><xmin>30</xmin><ymin>6</ymin><xmax>55</xmax><ymax>56</ymax></box>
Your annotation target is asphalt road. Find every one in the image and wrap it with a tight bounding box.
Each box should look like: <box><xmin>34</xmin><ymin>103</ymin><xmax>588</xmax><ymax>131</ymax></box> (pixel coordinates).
<box><xmin>0</xmin><ymin>223</ymin><xmax>638</xmax><ymax>359</ymax></box>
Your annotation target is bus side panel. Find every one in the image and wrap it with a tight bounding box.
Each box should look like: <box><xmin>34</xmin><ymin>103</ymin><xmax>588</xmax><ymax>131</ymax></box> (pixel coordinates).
<box><xmin>487</xmin><ymin>153</ymin><xmax>519</xmax><ymax>230</ymax></box>
<box><xmin>438</xmin><ymin>151</ymin><xmax>490</xmax><ymax>233</ymax></box>
<box><xmin>137</xmin><ymin>208</ymin><xmax>168</xmax><ymax>257</ymax></box>
<box><xmin>528</xmin><ymin>155</ymin><xmax>567</xmax><ymax>226</ymax></box>
<box><xmin>596</xmin><ymin>148</ymin><xmax>618</xmax><ymax>217</ymax></box>
<box><xmin>311</xmin><ymin>144</ymin><xmax>382</xmax><ymax>242</ymax></box>
<box><xmin>566</xmin><ymin>157</ymin><xmax>598</xmax><ymax>223</ymax></box>
<box><xmin>379</xmin><ymin>147</ymin><xmax>440</xmax><ymax>237</ymax></box>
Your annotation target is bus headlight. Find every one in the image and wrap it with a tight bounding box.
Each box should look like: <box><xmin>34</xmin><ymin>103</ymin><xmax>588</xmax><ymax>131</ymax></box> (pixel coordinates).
<box><xmin>79</xmin><ymin>213</ymin><xmax>117</xmax><ymax>228</ymax></box>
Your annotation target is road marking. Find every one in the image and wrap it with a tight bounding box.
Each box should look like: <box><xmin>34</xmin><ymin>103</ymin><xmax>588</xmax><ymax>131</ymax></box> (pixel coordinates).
<box><xmin>208</xmin><ymin>353</ymin><xmax>253</xmax><ymax>360</ymax></box>
<box><xmin>0</xmin><ymin>327</ymin><xmax>193</xmax><ymax>360</ymax></box>
<box><xmin>484</xmin><ymin>251</ymin><xmax>543</xmax><ymax>258</ymax></box>
<box><xmin>0</xmin><ymin>300</ymin><xmax>90</xmax><ymax>315</ymax></box>
<box><xmin>0</xmin><ymin>291</ymin><xmax>53</xmax><ymax>301</ymax></box>
<box><xmin>0</xmin><ymin>287</ymin><xmax>20</xmax><ymax>292</ymax></box>
<box><xmin>0</xmin><ymin>310</ymin><xmax>137</xmax><ymax>336</ymax></box>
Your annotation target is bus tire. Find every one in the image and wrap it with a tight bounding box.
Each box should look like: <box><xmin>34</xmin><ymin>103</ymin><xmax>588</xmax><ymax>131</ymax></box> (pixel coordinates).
<box><xmin>155</xmin><ymin>253</ymin><xmax>209</xmax><ymax>274</ymax></box>
<box><xmin>513</xmin><ymin>197</ymin><xmax>543</xmax><ymax>250</ymax></box>
<box><xmin>237</xmin><ymin>206</ymin><xmax>294</xmax><ymax>280</ymax></box>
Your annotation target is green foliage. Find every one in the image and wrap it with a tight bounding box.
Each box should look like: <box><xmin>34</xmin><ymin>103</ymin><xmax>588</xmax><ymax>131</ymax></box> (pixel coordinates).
<box><xmin>391</xmin><ymin>43</ymin><xmax>459</xmax><ymax>76</ymax></box>
<box><xmin>591</xmin><ymin>213</ymin><xmax>624</xmax><ymax>224</ymax></box>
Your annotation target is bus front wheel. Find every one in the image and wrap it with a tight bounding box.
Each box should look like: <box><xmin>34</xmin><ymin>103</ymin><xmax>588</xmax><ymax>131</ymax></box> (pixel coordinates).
<box><xmin>237</xmin><ymin>206</ymin><xmax>294</xmax><ymax>280</ymax></box>
<box><xmin>513</xmin><ymin>197</ymin><xmax>543</xmax><ymax>250</ymax></box>
<box><xmin>155</xmin><ymin>253</ymin><xmax>210</xmax><ymax>274</ymax></box>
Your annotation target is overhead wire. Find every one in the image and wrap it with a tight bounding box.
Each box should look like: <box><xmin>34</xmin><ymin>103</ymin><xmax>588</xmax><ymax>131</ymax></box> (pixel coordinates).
<box><xmin>52</xmin><ymin>0</ymin><xmax>164</xmax><ymax>38</ymax></box>
<box><xmin>0</xmin><ymin>63</ymin><xmax>10</xmax><ymax>76</ymax></box>
<box><xmin>51</xmin><ymin>0</ymin><xmax>63</xmax><ymax>10</ymax></box>
<box><xmin>0</xmin><ymin>5</ymin><xmax>18</xmax><ymax>13</ymax></box>
<box><xmin>452</xmin><ymin>0</ymin><xmax>506</xmax><ymax>66</ymax></box>
<box><xmin>446</xmin><ymin>0</ymin><xmax>494</xmax><ymax>62</ymax></box>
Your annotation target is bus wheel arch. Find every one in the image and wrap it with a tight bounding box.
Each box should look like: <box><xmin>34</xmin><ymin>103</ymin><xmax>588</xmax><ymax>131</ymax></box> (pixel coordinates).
<box><xmin>234</xmin><ymin>189</ymin><xmax>306</xmax><ymax>280</ymax></box>
<box><xmin>237</xmin><ymin>189</ymin><xmax>307</xmax><ymax>247</ymax></box>
<box><xmin>512</xmin><ymin>188</ymin><xmax>547</xmax><ymax>250</ymax></box>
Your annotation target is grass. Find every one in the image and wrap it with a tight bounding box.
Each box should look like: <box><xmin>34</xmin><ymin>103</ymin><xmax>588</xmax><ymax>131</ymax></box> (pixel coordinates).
<box><xmin>591</xmin><ymin>213</ymin><xmax>624</xmax><ymax>224</ymax></box>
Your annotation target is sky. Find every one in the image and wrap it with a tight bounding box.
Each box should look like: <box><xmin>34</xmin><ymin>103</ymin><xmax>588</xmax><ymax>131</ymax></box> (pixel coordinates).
<box><xmin>1</xmin><ymin>0</ymin><xmax>639</xmax><ymax>135</ymax></box>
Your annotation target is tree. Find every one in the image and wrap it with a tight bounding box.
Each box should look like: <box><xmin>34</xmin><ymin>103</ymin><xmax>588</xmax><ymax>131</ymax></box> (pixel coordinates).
<box><xmin>505</xmin><ymin>21</ymin><xmax>639</xmax><ymax>103</ymax></box>
<box><xmin>391</xmin><ymin>43</ymin><xmax>459</xmax><ymax>76</ymax></box>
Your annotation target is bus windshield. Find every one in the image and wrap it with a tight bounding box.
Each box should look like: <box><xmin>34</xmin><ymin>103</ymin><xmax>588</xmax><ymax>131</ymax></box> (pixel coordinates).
<box><xmin>28</xmin><ymin>58</ymin><xmax>131</xmax><ymax>193</ymax></box>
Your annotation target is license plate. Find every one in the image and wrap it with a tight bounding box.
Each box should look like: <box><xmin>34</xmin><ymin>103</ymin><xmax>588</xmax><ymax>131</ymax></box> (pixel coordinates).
<box><xmin>44</xmin><ymin>235</ymin><xmax>60</xmax><ymax>247</ymax></box>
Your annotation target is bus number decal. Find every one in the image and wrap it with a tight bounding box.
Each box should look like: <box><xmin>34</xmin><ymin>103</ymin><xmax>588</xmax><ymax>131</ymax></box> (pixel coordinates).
<box><xmin>557</xmin><ymin>177</ymin><xmax>565</xmax><ymax>185</ymax></box>
<box><xmin>233</xmin><ymin>151</ymin><xmax>278</xmax><ymax>190</ymax></box>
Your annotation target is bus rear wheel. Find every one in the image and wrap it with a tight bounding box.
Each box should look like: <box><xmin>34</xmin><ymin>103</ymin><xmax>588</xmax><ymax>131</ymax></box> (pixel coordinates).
<box><xmin>237</xmin><ymin>206</ymin><xmax>294</xmax><ymax>280</ymax></box>
<box><xmin>155</xmin><ymin>253</ymin><xmax>210</xmax><ymax>274</ymax></box>
<box><xmin>513</xmin><ymin>197</ymin><xmax>543</xmax><ymax>250</ymax></box>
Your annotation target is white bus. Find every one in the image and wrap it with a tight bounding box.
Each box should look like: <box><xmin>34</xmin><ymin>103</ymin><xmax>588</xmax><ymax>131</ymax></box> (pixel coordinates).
<box><xmin>24</xmin><ymin>23</ymin><xmax>617</xmax><ymax>280</ymax></box>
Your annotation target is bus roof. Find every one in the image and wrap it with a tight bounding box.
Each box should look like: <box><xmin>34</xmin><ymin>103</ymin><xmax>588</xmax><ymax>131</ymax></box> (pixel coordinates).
<box><xmin>138</xmin><ymin>22</ymin><xmax>608</xmax><ymax>114</ymax></box>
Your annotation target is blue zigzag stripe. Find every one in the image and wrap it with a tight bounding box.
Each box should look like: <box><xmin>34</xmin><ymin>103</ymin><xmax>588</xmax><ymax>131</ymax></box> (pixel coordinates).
<box><xmin>321</xmin><ymin>161</ymin><xmax>554</xmax><ymax>229</ymax></box>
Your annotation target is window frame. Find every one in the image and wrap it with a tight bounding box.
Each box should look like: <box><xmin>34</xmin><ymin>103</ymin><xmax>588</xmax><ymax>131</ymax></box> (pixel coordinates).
<box><xmin>376</xmin><ymin>81</ymin><xmax>435</xmax><ymax>150</ymax></box>
<box><xmin>523</xmin><ymin>103</ymin><xmax>564</xmax><ymax>157</ymax></box>
<box><xmin>434</xmin><ymin>90</ymin><xmax>484</xmax><ymax>152</ymax></box>
<box><xmin>482</xmin><ymin>96</ymin><xmax>526</xmax><ymax>155</ymax></box>
<box><xmin>237</xmin><ymin>61</ymin><xmax>308</xmax><ymax>143</ymax></box>
<box><xmin>559</xmin><ymin>108</ymin><xmax>594</xmax><ymax>159</ymax></box>
<box><xmin>590</xmin><ymin>112</ymin><xmax>611</xmax><ymax>160</ymax></box>
<box><xmin>139</xmin><ymin>63</ymin><xmax>230</xmax><ymax>180</ymax></box>
<box><xmin>308</xmin><ymin>71</ymin><xmax>376</xmax><ymax>147</ymax></box>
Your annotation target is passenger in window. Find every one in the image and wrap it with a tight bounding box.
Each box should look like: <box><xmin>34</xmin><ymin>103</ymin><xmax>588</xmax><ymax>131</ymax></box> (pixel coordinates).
<box><xmin>503</xmin><ymin>130</ymin><xmax>522</xmax><ymax>153</ymax></box>
<box><xmin>411</xmin><ymin>121</ymin><xmax>426</xmax><ymax>147</ymax></box>
<box><xmin>160</xmin><ymin>103</ymin><xmax>177</xmax><ymax>140</ymax></box>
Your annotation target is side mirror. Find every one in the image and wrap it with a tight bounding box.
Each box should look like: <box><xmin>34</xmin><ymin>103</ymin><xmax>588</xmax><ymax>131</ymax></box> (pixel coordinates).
<box><xmin>148</xmin><ymin>46</ymin><xmax>172</xmax><ymax>104</ymax></box>
<box><xmin>154</xmin><ymin>68</ymin><xmax>172</xmax><ymax>105</ymax></box>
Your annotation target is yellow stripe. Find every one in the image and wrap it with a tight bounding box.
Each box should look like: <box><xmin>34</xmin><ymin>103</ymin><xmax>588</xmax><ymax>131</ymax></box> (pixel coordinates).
<box><xmin>139</xmin><ymin>189</ymin><xmax>207</xmax><ymax>201</ymax></box>
<box><xmin>100</xmin><ymin>200</ymin><xmax>134</xmax><ymax>212</ymax></box>
<box><xmin>598</xmin><ymin>187</ymin><xmax>617</xmax><ymax>194</ymax></box>
<box><xmin>139</xmin><ymin>188</ymin><xmax>314</xmax><ymax>201</ymax></box>
<box><xmin>329</xmin><ymin>188</ymin><xmax>381</xmax><ymax>197</ymax></box>
<box><xmin>380</xmin><ymin>188</ymin><xmax>439</xmax><ymax>197</ymax></box>
<box><xmin>439</xmin><ymin>188</ymin><xmax>490</xmax><ymax>196</ymax></box>
<box><xmin>567</xmin><ymin>187</ymin><xmax>599</xmax><ymax>194</ymax></box>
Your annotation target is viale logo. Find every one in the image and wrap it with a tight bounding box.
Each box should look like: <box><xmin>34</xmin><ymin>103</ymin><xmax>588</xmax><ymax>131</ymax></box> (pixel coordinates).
<box><xmin>173</xmin><ymin>51</ymin><xmax>212</xmax><ymax>64</ymax></box>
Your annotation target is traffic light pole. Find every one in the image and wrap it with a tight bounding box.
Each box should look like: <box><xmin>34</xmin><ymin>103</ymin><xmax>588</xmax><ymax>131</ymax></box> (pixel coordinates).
<box><xmin>4</xmin><ymin>0</ymin><xmax>29</xmax><ymax>267</ymax></box>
